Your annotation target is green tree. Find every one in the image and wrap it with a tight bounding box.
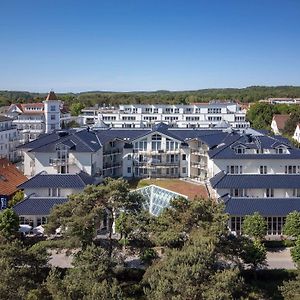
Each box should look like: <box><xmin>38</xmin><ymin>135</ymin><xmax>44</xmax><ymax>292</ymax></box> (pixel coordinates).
<box><xmin>70</xmin><ymin>102</ymin><xmax>85</xmax><ymax>116</ymax></box>
<box><xmin>291</xmin><ymin>238</ymin><xmax>300</xmax><ymax>265</ymax></box>
<box><xmin>45</xmin><ymin>179</ymin><xmax>144</xmax><ymax>249</ymax></box>
<box><xmin>242</xmin><ymin>212</ymin><xmax>267</xmax><ymax>241</ymax></box>
<box><xmin>0</xmin><ymin>208</ymin><xmax>19</xmax><ymax>239</ymax></box>
<box><xmin>239</xmin><ymin>238</ymin><xmax>266</xmax><ymax>272</ymax></box>
<box><xmin>46</xmin><ymin>244</ymin><xmax>122</xmax><ymax>300</ymax></box>
<box><xmin>9</xmin><ymin>190</ymin><xmax>24</xmax><ymax>207</ymax></box>
<box><xmin>280</xmin><ymin>272</ymin><xmax>300</xmax><ymax>300</ymax></box>
<box><xmin>0</xmin><ymin>240</ymin><xmax>49</xmax><ymax>300</ymax></box>
<box><xmin>284</xmin><ymin>211</ymin><xmax>300</xmax><ymax>238</ymax></box>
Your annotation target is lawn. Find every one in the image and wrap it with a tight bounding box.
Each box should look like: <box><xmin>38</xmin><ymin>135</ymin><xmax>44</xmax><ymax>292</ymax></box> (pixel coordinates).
<box><xmin>128</xmin><ymin>178</ymin><xmax>208</xmax><ymax>200</ymax></box>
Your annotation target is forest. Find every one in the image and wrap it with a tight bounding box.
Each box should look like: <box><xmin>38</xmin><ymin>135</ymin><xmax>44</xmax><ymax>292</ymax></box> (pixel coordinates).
<box><xmin>1</xmin><ymin>86</ymin><xmax>300</xmax><ymax>108</ymax></box>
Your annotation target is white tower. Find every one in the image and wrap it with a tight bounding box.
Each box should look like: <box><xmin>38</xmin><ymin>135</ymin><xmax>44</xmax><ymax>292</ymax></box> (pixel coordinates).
<box><xmin>43</xmin><ymin>91</ymin><xmax>61</xmax><ymax>133</ymax></box>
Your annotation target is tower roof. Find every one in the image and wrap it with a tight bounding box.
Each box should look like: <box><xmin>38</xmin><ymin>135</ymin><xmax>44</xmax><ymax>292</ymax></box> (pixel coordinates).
<box><xmin>46</xmin><ymin>91</ymin><xmax>58</xmax><ymax>101</ymax></box>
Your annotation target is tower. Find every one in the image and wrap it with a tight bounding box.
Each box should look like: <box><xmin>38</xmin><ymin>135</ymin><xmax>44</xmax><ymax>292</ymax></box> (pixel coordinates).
<box><xmin>43</xmin><ymin>91</ymin><xmax>61</xmax><ymax>133</ymax></box>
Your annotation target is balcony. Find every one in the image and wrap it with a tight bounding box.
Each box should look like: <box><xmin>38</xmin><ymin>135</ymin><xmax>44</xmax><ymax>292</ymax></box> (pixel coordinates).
<box><xmin>49</xmin><ymin>158</ymin><xmax>72</xmax><ymax>166</ymax></box>
<box><xmin>103</xmin><ymin>149</ymin><xmax>121</xmax><ymax>156</ymax></box>
<box><xmin>102</xmin><ymin>163</ymin><xmax>122</xmax><ymax>170</ymax></box>
<box><xmin>191</xmin><ymin>149</ymin><xmax>206</xmax><ymax>155</ymax></box>
<box><xmin>191</xmin><ymin>161</ymin><xmax>207</xmax><ymax>168</ymax></box>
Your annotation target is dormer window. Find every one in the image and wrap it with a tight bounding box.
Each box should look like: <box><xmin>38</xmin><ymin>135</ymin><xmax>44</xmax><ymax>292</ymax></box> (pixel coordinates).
<box><xmin>235</xmin><ymin>147</ymin><xmax>245</xmax><ymax>154</ymax></box>
<box><xmin>276</xmin><ymin>147</ymin><xmax>284</xmax><ymax>154</ymax></box>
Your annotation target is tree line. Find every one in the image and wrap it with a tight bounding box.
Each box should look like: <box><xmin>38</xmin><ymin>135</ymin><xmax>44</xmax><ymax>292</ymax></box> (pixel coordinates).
<box><xmin>2</xmin><ymin>86</ymin><xmax>300</xmax><ymax>111</ymax></box>
<box><xmin>0</xmin><ymin>178</ymin><xmax>300</xmax><ymax>299</ymax></box>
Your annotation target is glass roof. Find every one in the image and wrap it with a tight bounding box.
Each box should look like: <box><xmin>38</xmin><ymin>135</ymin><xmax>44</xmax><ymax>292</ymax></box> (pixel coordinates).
<box><xmin>135</xmin><ymin>184</ymin><xmax>187</xmax><ymax>216</ymax></box>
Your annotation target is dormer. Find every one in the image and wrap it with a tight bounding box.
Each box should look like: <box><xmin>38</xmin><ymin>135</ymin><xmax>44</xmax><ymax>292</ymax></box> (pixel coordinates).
<box><xmin>275</xmin><ymin>144</ymin><xmax>289</xmax><ymax>154</ymax></box>
<box><xmin>233</xmin><ymin>144</ymin><xmax>247</xmax><ymax>154</ymax></box>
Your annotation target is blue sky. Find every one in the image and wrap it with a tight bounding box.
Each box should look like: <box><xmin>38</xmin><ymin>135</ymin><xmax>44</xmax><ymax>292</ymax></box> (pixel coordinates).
<box><xmin>0</xmin><ymin>0</ymin><xmax>300</xmax><ymax>92</ymax></box>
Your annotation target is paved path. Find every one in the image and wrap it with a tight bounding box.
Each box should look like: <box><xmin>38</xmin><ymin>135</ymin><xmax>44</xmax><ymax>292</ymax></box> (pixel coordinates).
<box><xmin>266</xmin><ymin>248</ymin><xmax>296</xmax><ymax>270</ymax></box>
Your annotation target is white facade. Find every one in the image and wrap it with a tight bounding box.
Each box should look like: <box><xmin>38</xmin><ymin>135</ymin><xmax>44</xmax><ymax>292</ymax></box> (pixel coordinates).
<box><xmin>6</xmin><ymin>91</ymin><xmax>70</xmax><ymax>144</ymax></box>
<box><xmin>0</xmin><ymin>116</ymin><xmax>19</xmax><ymax>162</ymax></box>
<box><xmin>80</xmin><ymin>102</ymin><xmax>249</xmax><ymax>129</ymax></box>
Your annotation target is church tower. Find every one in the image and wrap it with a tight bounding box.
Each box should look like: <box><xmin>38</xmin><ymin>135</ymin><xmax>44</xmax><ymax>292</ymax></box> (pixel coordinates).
<box><xmin>43</xmin><ymin>91</ymin><xmax>61</xmax><ymax>133</ymax></box>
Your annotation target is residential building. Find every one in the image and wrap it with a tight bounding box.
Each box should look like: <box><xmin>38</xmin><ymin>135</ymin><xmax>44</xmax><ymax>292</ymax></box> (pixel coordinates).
<box><xmin>260</xmin><ymin>98</ymin><xmax>300</xmax><ymax>105</ymax></box>
<box><xmin>18</xmin><ymin>123</ymin><xmax>300</xmax><ymax>236</ymax></box>
<box><xmin>6</xmin><ymin>91</ymin><xmax>71</xmax><ymax>144</ymax></box>
<box><xmin>0</xmin><ymin>158</ymin><xmax>27</xmax><ymax>210</ymax></box>
<box><xmin>80</xmin><ymin>101</ymin><xmax>249</xmax><ymax>129</ymax></box>
<box><xmin>271</xmin><ymin>114</ymin><xmax>290</xmax><ymax>135</ymax></box>
<box><xmin>208</xmin><ymin>132</ymin><xmax>300</xmax><ymax>236</ymax></box>
<box><xmin>14</xmin><ymin>171</ymin><xmax>96</xmax><ymax>227</ymax></box>
<box><xmin>0</xmin><ymin>115</ymin><xmax>19</xmax><ymax>161</ymax></box>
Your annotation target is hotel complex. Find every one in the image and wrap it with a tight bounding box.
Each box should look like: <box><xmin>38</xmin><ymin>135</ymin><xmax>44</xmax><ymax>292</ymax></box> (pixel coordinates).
<box><xmin>80</xmin><ymin>102</ymin><xmax>249</xmax><ymax>129</ymax></box>
<box><xmin>14</xmin><ymin>122</ymin><xmax>300</xmax><ymax>235</ymax></box>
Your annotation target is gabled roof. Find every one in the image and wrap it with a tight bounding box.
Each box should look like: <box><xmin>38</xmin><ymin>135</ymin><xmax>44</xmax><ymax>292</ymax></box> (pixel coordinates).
<box><xmin>13</xmin><ymin>197</ymin><xmax>68</xmax><ymax>215</ymax></box>
<box><xmin>208</xmin><ymin>133</ymin><xmax>300</xmax><ymax>159</ymax></box>
<box><xmin>224</xmin><ymin>197</ymin><xmax>300</xmax><ymax>216</ymax></box>
<box><xmin>210</xmin><ymin>172</ymin><xmax>300</xmax><ymax>189</ymax></box>
<box><xmin>18</xmin><ymin>171</ymin><xmax>95</xmax><ymax>189</ymax></box>
<box><xmin>272</xmin><ymin>114</ymin><xmax>290</xmax><ymax>131</ymax></box>
<box><xmin>0</xmin><ymin>159</ymin><xmax>28</xmax><ymax>196</ymax></box>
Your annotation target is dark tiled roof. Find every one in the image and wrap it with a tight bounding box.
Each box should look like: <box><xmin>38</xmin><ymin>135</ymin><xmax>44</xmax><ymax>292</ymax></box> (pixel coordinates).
<box><xmin>211</xmin><ymin>172</ymin><xmax>300</xmax><ymax>189</ymax></box>
<box><xmin>224</xmin><ymin>197</ymin><xmax>300</xmax><ymax>216</ymax></box>
<box><xmin>18</xmin><ymin>172</ymin><xmax>95</xmax><ymax>189</ymax></box>
<box><xmin>13</xmin><ymin>197</ymin><xmax>68</xmax><ymax>215</ymax></box>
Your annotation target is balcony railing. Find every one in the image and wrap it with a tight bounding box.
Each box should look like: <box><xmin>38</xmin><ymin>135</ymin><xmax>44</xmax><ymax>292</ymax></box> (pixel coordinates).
<box><xmin>102</xmin><ymin>163</ymin><xmax>122</xmax><ymax>170</ymax></box>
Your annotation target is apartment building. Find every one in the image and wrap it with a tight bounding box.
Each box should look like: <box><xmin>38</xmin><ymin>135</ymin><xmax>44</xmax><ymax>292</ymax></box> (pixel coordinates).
<box><xmin>0</xmin><ymin>115</ymin><xmax>19</xmax><ymax>161</ymax></box>
<box><xmin>18</xmin><ymin>123</ymin><xmax>300</xmax><ymax>235</ymax></box>
<box><xmin>6</xmin><ymin>91</ymin><xmax>70</xmax><ymax>144</ymax></box>
<box><xmin>208</xmin><ymin>133</ymin><xmax>300</xmax><ymax>235</ymax></box>
<box><xmin>80</xmin><ymin>101</ymin><xmax>249</xmax><ymax>129</ymax></box>
<box><xmin>14</xmin><ymin>172</ymin><xmax>95</xmax><ymax>227</ymax></box>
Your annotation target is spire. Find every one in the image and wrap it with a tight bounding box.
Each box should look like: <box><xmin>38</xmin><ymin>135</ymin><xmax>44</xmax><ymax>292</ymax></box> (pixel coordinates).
<box><xmin>45</xmin><ymin>91</ymin><xmax>58</xmax><ymax>101</ymax></box>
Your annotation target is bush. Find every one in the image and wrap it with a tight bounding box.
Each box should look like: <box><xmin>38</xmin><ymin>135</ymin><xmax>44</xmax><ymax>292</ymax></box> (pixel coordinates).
<box><xmin>139</xmin><ymin>248</ymin><xmax>157</xmax><ymax>264</ymax></box>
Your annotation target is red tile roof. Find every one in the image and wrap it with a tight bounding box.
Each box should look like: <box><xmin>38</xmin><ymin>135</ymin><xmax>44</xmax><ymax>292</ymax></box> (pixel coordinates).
<box><xmin>272</xmin><ymin>114</ymin><xmax>290</xmax><ymax>130</ymax></box>
<box><xmin>0</xmin><ymin>159</ymin><xmax>28</xmax><ymax>196</ymax></box>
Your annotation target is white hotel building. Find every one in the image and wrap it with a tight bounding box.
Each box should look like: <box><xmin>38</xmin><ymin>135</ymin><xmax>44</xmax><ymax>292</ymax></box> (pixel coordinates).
<box><xmin>80</xmin><ymin>101</ymin><xmax>249</xmax><ymax>129</ymax></box>
<box><xmin>16</xmin><ymin>123</ymin><xmax>300</xmax><ymax>236</ymax></box>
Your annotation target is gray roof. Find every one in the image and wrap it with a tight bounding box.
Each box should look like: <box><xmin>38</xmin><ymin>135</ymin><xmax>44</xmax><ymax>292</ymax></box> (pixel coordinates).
<box><xmin>0</xmin><ymin>115</ymin><xmax>12</xmax><ymax>122</ymax></box>
<box><xmin>211</xmin><ymin>172</ymin><xmax>300</xmax><ymax>189</ymax></box>
<box><xmin>18</xmin><ymin>172</ymin><xmax>95</xmax><ymax>189</ymax></box>
<box><xmin>224</xmin><ymin>197</ymin><xmax>300</xmax><ymax>216</ymax></box>
<box><xmin>13</xmin><ymin>197</ymin><xmax>68</xmax><ymax>215</ymax></box>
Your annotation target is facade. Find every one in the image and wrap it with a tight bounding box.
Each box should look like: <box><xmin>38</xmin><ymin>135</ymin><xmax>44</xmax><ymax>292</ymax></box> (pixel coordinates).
<box><xmin>271</xmin><ymin>114</ymin><xmax>289</xmax><ymax>135</ymax></box>
<box><xmin>208</xmin><ymin>133</ymin><xmax>300</xmax><ymax>236</ymax></box>
<box><xmin>0</xmin><ymin>115</ymin><xmax>19</xmax><ymax>161</ymax></box>
<box><xmin>80</xmin><ymin>101</ymin><xmax>249</xmax><ymax>129</ymax></box>
<box><xmin>18</xmin><ymin>123</ymin><xmax>300</xmax><ymax>236</ymax></box>
<box><xmin>14</xmin><ymin>172</ymin><xmax>95</xmax><ymax>227</ymax></box>
<box><xmin>6</xmin><ymin>91</ymin><xmax>70</xmax><ymax>144</ymax></box>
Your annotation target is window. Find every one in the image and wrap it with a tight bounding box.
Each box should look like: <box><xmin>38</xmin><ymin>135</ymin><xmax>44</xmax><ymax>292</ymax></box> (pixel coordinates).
<box><xmin>127</xmin><ymin>154</ymin><xmax>131</xmax><ymax>160</ymax></box>
<box><xmin>127</xmin><ymin>167</ymin><xmax>132</xmax><ymax>174</ymax></box>
<box><xmin>276</xmin><ymin>147</ymin><xmax>284</xmax><ymax>154</ymax></box>
<box><xmin>182</xmin><ymin>154</ymin><xmax>186</xmax><ymax>160</ymax></box>
<box><xmin>182</xmin><ymin>167</ymin><xmax>186</xmax><ymax>173</ymax></box>
<box><xmin>51</xmin><ymin>124</ymin><xmax>56</xmax><ymax>130</ymax></box>
<box><xmin>235</xmin><ymin>147</ymin><xmax>245</xmax><ymax>154</ymax></box>
<box><xmin>51</xmin><ymin>114</ymin><xmax>56</xmax><ymax>120</ymax></box>
<box><xmin>260</xmin><ymin>166</ymin><xmax>267</xmax><ymax>174</ymax></box>
<box><xmin>37</xmin><ymin>217</ymin><xmax>47</xmax><ymax>226</ymax></box>
<box><xmin>50</xmin><ymin>105</ymin><xmax>56</xmax><ymax>111</ymax></box>
<box><xmin>266</xmin><ymin>188</ymin><xmax>274</xmax><ymax>197</ymax></box>
<box><xmin>293</xmin><ymin>189</ymin><xmax>300</xmax><ymax>197</ymax></box>
<box><xmin>135</xmin><ymin>139</ymin><xmax>147</xmax><ymax>151</ymax></box>
<box><xmin>226</xmin><ymin>165</ymin><xmax>243</xmax><ymax>174</ymax></box>
<box><xmin>0</xmin><ymin>197</ymin><xmax>7</xmax><ymax>210</ymax></box>
<box><xmin>285</xmin><ymin>165</ymin><xmax>297</xmax><ymax>174</ymax></box>
<box><xmin>230</xmin><ymin>189</ymin><xmax>247</xmax><ymax>197</ymax></box>
<box><xmin>48</xmin><ymin>188</ymin><xmax>60</xmax><ymax>197</ymax></box>
<box><xmin>151</xmin><ymin>134</ymin><xmax>162</xmax><ymax>151</ymax></box>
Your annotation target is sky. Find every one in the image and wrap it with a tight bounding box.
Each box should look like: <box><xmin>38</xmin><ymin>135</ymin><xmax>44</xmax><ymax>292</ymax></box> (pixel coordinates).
<box><xmin>0</xmin><ymin>0</ymin><xmax>300</xmax><ymax>92</ymax></box>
